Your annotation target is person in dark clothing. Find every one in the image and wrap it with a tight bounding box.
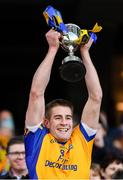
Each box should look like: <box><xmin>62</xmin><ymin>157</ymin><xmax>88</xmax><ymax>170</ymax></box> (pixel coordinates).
<box><xmin>0</xmin><ymin>172</ymin><xmax>29</xmax><ymax>179</ymax></box>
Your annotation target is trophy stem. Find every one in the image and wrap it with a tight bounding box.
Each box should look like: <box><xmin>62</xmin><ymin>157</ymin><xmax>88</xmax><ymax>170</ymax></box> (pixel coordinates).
<box><xmin>69</xmin><ymin>51</ymin><xmax>74</xmax><ymax>56</ymax></box>
<box><xmin>68</xmin><ymin>45</ymin><xmax>74</xmax><ymax>56</ymax></box>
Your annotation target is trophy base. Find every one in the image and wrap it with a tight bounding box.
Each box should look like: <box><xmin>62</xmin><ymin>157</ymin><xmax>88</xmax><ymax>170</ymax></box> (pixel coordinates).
<box><xmin>59</xmin><ymin>57</ymin><xmax>86</xmax><ymax>83</ymax></box>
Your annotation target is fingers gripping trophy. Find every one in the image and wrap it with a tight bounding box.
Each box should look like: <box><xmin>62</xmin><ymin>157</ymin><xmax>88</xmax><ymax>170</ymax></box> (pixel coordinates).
<box><xmin>43</xmin><ymin>6</ymin><xmax>102</xmax><ymax>83</ymax></box>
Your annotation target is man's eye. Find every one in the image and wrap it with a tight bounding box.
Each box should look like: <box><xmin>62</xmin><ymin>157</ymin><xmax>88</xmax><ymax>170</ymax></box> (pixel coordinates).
<box><xmin>55</xmin><ymin>117</ymin><xmax>61</xmax><ymax>120</ymax></box>
<box><xmin>66</xmin><ymin>117</ymin><xmax>72</xmax><ymax>120</ymax></box>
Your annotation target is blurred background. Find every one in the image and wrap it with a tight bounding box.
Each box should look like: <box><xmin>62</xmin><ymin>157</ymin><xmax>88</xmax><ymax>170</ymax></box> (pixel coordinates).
<box><xmin>0</xmin><ymin>0</ymin><xmax>123</xmax><ymax>134</ymax></box>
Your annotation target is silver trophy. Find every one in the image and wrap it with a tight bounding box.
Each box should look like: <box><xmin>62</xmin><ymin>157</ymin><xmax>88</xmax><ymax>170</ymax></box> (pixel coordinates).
<box><xmin>43</xmin><ymin>6</ymin><xmax>102</xmax><ymax>82</ymax></box>
<box><xmin>59</xmin><ymin>23</ymin><xmax>86</xmax><ymax>83</ymax></box>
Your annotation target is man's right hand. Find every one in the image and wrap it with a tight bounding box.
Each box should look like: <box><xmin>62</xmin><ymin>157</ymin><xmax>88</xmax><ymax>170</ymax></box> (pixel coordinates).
<box><xmin>45</xmin><ymin>29</ymin><xmax>61</xmax><ymax>50</ymax></box>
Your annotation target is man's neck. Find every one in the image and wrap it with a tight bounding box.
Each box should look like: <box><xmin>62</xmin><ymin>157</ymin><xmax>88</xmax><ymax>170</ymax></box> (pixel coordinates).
<box><xmin>10</xmin><ymin>168</ymin><xmax>28</xmax><ymax>177</ymax></box>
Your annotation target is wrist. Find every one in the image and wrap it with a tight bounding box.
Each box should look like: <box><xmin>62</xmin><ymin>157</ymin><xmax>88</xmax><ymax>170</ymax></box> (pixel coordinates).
<box><xmin>80</xmin><ymin>48</ymin><xmax>89</xmax><ymax>56</ymax></box>
<box><xmin>48</xmin><ymin>46</ymin><xmax>58</xmax><ymax>54</ymax></box>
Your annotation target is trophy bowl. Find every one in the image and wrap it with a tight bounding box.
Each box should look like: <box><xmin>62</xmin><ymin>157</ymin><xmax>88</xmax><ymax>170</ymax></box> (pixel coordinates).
<box><xmin>59</xmin><ymin>23</ymin><xmax>86</xmax><ymax>83</ymax></box>
<box><xmin>60</xmin><ymin>23</ymin><xmax>81</xmax><ymax>52</ymax></box>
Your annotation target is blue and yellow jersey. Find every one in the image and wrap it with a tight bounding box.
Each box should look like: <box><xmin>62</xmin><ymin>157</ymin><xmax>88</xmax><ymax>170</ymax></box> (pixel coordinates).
<box><xmin>24</xmin><ymin>123</ymin><xmax>96</xmax><ymax>179</ymax></box>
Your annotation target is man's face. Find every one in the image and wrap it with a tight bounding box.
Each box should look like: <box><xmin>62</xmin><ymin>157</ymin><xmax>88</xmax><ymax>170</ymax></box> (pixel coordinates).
<box><xmin>8</xmin><ymin>143</ymin><xmax>27</xmax><ymax>171</ymax></box>
<box><xmin>46</xmin><ymin>106</ymin><xmax>73</xmax><ymax>142</ymax></box>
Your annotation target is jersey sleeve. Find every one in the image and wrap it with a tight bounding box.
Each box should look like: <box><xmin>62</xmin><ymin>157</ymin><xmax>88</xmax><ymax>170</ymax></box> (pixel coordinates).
<box><xmin>79</xmin><ymin>122</ymin><xmax>97</xmax><ymax>142</ymax></box>
<box><xmin>25</xmin><ymin>121</ymin><xmax>42</xmax><ymax>133</ymax></box>
<box><xmin>72</xmin><ymin>122</ymin><xmax>97</xmax><ymax>145</ymax></box>
<box><xmin>24</xmin><ymin>124</ymin><xmax>48</xmax><ymax>156</ymax></box>
<box><xmin>24</xmin><ymin>124</ymin><xmax>48</xmax><ymax>178</ymax></box>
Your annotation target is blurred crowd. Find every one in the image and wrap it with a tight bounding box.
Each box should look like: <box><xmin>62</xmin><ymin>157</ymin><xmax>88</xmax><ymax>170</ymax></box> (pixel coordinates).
<box><xmin>0</xmin><ymin>109</ymin><xmax>123</xmax><ymax>179</ymax></box>
<box><xmin>91</xmin><ymin>111</ymin><xmax>123</xmax><ymax>179</ymax></box>
<box><xmin>0</xmin><ymin>110</ymin><xmax>29</xmax><ymax>179</ymax></box>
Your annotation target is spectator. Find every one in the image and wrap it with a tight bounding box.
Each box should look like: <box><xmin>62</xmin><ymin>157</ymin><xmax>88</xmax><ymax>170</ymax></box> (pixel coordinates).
<box><xmin>0</xmin><ymin>136</ymin><xmax>29</xmax><ymax>179</ymax></box>
<box><xmin>100</xmin><ymin>153</ymin><xmax>123</xmax><ymax>180</ymax></box>
<box><xmin>0</xmin><ymin>109</ymin><xmax>15</xmax><ymax>142</ymax></box>
<box><xmin>90</xmin><ymin>163</ymin><xmax>102</xmax><ymax>180</ymax></box>
<box><xmin>0</xmin><ymin>109</ymin><xmax>15</xmax><ymax>174</ymax></box>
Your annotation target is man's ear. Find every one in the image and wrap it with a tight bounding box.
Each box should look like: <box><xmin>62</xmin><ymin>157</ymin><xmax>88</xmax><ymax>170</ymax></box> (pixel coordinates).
<box><xmin>44</xmin><ymin>119</ymin><xmax>50</xmax><ymax>128</ymax></box>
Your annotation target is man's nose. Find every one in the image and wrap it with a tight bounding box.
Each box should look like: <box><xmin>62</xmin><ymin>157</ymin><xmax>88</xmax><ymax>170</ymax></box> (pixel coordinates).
<box><xmin>61</xmin><ymin>118</ymin><xmax>67</xmax><ymax>125</ymax></box>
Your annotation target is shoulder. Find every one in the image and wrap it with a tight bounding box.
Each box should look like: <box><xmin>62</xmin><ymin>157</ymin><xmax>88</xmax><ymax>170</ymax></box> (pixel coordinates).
<box><xmin>73</xmin><ymin>122</ymin><xmax>97</xmax><ymax>142</ymax></box>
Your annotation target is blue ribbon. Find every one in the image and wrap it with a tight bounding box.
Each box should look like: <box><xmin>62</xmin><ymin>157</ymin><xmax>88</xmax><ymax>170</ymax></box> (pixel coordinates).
<box><xmin>89</xmin><ymin>32</ymin><xmax>97</xmax><ymax>43</ymax></box>
<box><xmin>43</xmin><ymin>5</ymin><xmax>68</xmax><ymax>34</ymax></box>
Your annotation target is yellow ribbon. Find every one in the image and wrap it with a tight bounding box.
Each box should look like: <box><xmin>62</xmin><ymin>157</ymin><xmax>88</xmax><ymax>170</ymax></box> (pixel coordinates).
<box><xmin>89</xmin><ymin>22</ymin><xmax>102</xmax><ymax>33</ymax></box>
<box><xmin>74</xmin><ymin>23</ymin><xmax>102</xmax><ymax>45</ymax></box>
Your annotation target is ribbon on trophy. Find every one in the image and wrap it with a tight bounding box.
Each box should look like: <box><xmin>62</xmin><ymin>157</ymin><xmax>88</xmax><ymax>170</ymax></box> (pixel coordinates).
<box><xmin>43</xmin><ymin>5</ymin><xmax>68</xmax><ymax>34</ymax></box>
<box><xmin>43</xmin><ymin>5</ymin><xmax>102</xmax><ymax>45</ymax></box>
<box><xmin>75</xmin><ymin>23</ymin><xmax>102</xmax><ymax>45</ymax></box>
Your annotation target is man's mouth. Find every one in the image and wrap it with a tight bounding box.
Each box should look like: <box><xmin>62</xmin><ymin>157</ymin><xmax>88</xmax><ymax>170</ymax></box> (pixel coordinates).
<box><xmin>57</xmin><ymin>128</ymin><xmax>69</xmax><ymax>132</ymax></box>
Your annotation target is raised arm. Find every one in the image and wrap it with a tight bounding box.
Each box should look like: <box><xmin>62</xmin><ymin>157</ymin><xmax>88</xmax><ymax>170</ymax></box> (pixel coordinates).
<box><xmin>25</xmin><ymin>29</ymin><xmax>61</xmax><ymax>127</ymax></box>
<box><xmin>80</xmin><ymin>38</ymin><xmax>103</xmax><ymax>129</ymax></box>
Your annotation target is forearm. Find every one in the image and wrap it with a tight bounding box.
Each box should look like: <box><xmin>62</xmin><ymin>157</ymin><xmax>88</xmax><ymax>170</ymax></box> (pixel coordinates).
<box><xmin>80</xmin><ymin>39</ymin><xmax>102</xmax><ymax>128</ymax></box>
<box><xmin>31</xmin><ymin>47</ymin><xmax>57</xmax><ymax>95</ymax></box>
<box><xmin>25</xmin><ymin>47</ymin><xmax>57</xmax><ymax>127</ymax></box>
<box><xmin>25</xmin><ymin>29</ymin><xmax>60</xmax><ymax>127</ymax></box>
<box><xmin>80</xmin><ymin>50</ymin><xmax>102</xmax><ymax>101</ymax></box>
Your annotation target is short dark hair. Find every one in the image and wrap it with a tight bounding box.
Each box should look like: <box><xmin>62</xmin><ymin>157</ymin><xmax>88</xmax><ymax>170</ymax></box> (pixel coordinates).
<box><xmin>45</xmin><ymin>99</ymin><xmax>74</xmax><ymax>119</ymax></box>
<box><xmin>100</xmin><ymin>153</ymin><xmax>123</xmax><ymax>170</ymax></box>
<box><xmin>7</xmin><ymin>136</ymin><xmax>24</xmax><ymax>154</ymax></box>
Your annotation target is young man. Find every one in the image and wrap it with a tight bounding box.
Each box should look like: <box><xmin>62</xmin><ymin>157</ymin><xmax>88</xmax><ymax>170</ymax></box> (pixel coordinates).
<box><xmin>0</xmin><ymin>136</ymin><xmax>29</xmax><ymax>179</ymax></box>
<box><xmin>24</xmin><ymin>29</ymin><xmax>102</xmax><ymax>179</ymax></box>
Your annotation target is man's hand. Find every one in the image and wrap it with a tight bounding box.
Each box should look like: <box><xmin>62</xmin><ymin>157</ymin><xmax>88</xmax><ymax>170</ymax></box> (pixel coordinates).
<box><xmin>45</xmin><ymin>29</ymin><xmax>61</xmax><ymax>50</ymax></box>
<box><xmin>80</xmin><ymin>38</ymin><xmax>94</xmax><ymax>52</ymax></box>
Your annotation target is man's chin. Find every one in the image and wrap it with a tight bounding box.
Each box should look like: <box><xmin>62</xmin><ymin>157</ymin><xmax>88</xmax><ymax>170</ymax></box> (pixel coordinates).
<box><xmin>56</xmin><ymin>136</ymin><xmax>70</xmax><ymax>143</ymax></box>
